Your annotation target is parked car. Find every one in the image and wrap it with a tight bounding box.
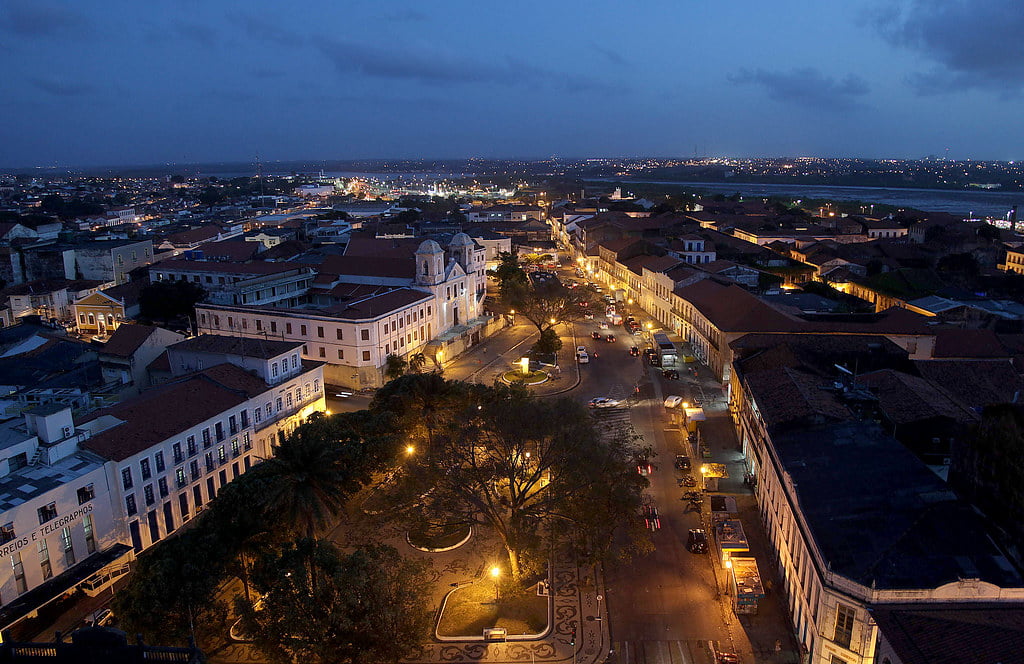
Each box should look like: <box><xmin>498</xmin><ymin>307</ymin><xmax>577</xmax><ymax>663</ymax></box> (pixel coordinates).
<box><xmin>605</xmin><ymin>334</ymin><xmax>616</xmax><ymax>342</ymax></box>
<box><xmin>681</xmin><ymin>474</ymin><xmax>697</xmax><ymax>487</ymax></box>
<box><xmin>637</xmin><ymin>462</ymin><xmax>653</xmax><ymax>476</ymax></box>
<box><xmin>591</xmin><ymin>331</ymin><xmax>602</xmax><ymax>340</ymax></box>
<box><xmin>663</xmin><ymin>369</ymin><xmax>679</xmax><ymax>380</ymax></box>
<box><xmin>687</xmin><ymin>528</ymin><xmax>708</xmax><ymax>554</ymax></box>
<box><xmin>577</xmin><ymin>351</ymin><xmax>589</xmax><ymax>364</ymax></box>
<box><xmin>588</xmin><ymin>397</ymin><xmax>621</xmax><ymax>408</ymax></box>
<box><xmin>598</xmin><ymin>321</ymin><xmax>609</xmax><ymax>330</ymax></box>
<box><xmin>93</xmin><ymin>608</ymin><xmax>115</xmax><ymax>627</ymax></box>
<box><xmin>674</xmin><ymin>454</ymin><xmax>691</xmax><ymax>470</ymax></box>
<box><xmin>664</xmin><ymin>395</ymin><xmax>683</xmax><ymax>408</ymax></box>
<box><xmin>629</xmin><ymin>346</ymin><xmax>640</xmax><ymax>356</ymax></box>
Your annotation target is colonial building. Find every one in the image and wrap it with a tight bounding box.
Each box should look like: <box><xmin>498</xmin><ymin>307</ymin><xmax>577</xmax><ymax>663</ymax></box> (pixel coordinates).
<box><xmin>195</xmin><ymin>234</ymin><xmax>493</xmax><ymax>389</ymax></box>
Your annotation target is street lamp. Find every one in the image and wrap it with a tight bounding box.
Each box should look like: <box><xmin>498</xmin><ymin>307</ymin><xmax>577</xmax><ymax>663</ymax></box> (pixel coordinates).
<box><xmin>406</xmin><ymin>445</ymin><xmax>415</xmax><ymax>455</ymax></box>
<box><xmin>491</xmin><ymin>566</ymin><xmax>501</xmax><ymax>601</ymax></box>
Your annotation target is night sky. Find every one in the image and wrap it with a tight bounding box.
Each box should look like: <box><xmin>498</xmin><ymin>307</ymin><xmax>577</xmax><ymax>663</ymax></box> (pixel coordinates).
<box><xmin>1</xmin><ymin>0</ymin><xmax>1022</xmax><ymax>167</ymax></box>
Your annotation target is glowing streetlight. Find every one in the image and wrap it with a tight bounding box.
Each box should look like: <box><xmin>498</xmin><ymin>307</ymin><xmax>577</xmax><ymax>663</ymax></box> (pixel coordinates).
<box><xmin>491</xmin><ymin>566</ymin><xmax>501</xmax><ymax>601</ymax></box>
<box><xmin>406</xmin><ymin>445</ymin><xmax>415</xmax><ymax>455</ymax></box>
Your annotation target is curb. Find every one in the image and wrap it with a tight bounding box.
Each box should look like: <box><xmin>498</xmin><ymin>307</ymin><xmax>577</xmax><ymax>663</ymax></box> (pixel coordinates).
<box><xmin>433</xmin><ymin>579</ymin><xmax>553</xmax><ymax>643</ymax></box>
<box><xmin>406</xmin><ymin>526</ymin><xmax>474</xmax><ymax>553</ymax></box>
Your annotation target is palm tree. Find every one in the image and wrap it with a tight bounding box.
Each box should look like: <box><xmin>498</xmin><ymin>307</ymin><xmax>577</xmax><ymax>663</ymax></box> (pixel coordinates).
<box><xmin>257</xmin><ymin>422</ymin><xmax>354</xmax><ymax>540</ymax></box>
<box><xmin>408</xmin><ymin>353</ymin><xmax>427</xmax><ymax>373</ymax></box>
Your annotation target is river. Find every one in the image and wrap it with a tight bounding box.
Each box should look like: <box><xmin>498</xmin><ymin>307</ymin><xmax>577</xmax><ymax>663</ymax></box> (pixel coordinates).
<box><xmin>594</xmin><ymin>179</ymin><xmax>1022</xmax><ymax>219</ymax></box>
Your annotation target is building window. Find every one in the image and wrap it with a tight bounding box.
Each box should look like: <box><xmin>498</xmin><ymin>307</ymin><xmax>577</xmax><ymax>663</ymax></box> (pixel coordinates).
<box><xmin>0</xmin><ymin>523</ymin><xmax>15</xmax><ymax>544</ymax></box>
<box><xmin>187</xmin><ymin>435</ymin><xmax>197</xmax><ymax>456</ymax></box>
<box><xmin>337</xmin><ymin>349</ymin><xmax>344</xmax><ymax>359</ymax></box>
<box><xmin>121</xmin><ymin>468</ymin><xmax>133</xmax><ymax>490</ymax></box>
<box><xmin>125</xmin><ymin>494</ymin><xmax>137</xmax><ymax>516</ymax></box>
<box><xmin>286</xmin><ymin>392</ymin><xmax>293</xmax><ymax>408</ymax></box>
<box><xmin>37</xmin><ymin>539</ymin><xmax>51</xmax><ymax>580</ymax></box>
<box><xmin>276</xmin><ymin>397</ymin><xmax>282</xmax><ymax>412</ymax></box>
<box><xmin>202</xmin><ymin>428</ymin><xmax>211</xmax><ymax>448</ymax></box>
<box><xmin>179</xmin><ymin>493</ymin><xmax>190</xmax><ymax>521</ymax></box>
<box><xmin>190</xmin><ymin>460</ymin><xmax>200</xmax><ymax>481</ymax></box>
<box><xmin>361</xmin><ymin>329</ymin><xmax>369</xmax><ymax>341</ymax></box>
<box><xmin>215</xmin><ymin>422</ymin><xmax>224</xmax><ymax>442</ymax></box>
<box><xmin>207</xmin><ymin>477</ymin><xmax>216</xmax><ymax>500</ymax></box>
<box><xmin>272</xmin><ymin>362</ymin><xmax>279</xmax><ymax>378</ymax></box>
<box><xmin>286</xmin><ymin>322</ymin><xmax>293</xmax><ymax>334</ymax></box>
<box><xmin>77</xmin><ymin>484</ymin><xmax>95</xmax><ymax>504</ymax></box>
<box><xmin>176</xmin><ymin>468</ymin><xmax>187</xmax><ymax>488</ymax></box>
<box><xmin>205</xmin><ymin>452</ymin><xmax>214</xmax><ymax>472</ymax></box>
<box><xmin>318</xmin><ymin>346</ymin><xmax>326</xmax><ymax>358</ymax></box>
<box><xmin>8</xmin><ymin>453</ymin><xmax>27</xmax><ymax>473</ymax></box>
<box><xmin>254</xmin><ymin>407</ymin><xmax>262</xmax><ymax>423</ymax></box>
<box><xmin>37</xmin><ymin>502</ymin><xmax>58</xmax><ymax>524</ymax></box>
<box><xmin>243</xmin><ymin>432</ymin><xmax>251</xmax><ymax>451</ymax></box>
<box><xmin>12</xmin><ymin>552</ymin><xmax>27</xmax><ymax>594</ymax></box>
<box><xmin>301</xmin><ymin>325</ymin><xmax>307</xmax><ymax>336</ymax></box>
<box><xmin>317</xmin><ymin>326</ymin><xmax>324</xmax><ymax>338</ymax></box>
<box><xmin>336</xmin><ymin>329</ymin><xmax>343</xmax><ymax>340</ymax></box>
<box><xmin>158</xmin><ymin>477</ymin><xmax>169</xmax><ymax>498</ymax></box>
<box><xmin>834</xmin><ymin>604</ymin><xmax>856</xmax><ymax>649</ymax></box>
<box><xmin>83</xmin><ymin>514</ymin><xmax>96</xmax><ymax>554</ymax></box>
<box><xmin>144</xmin><ymin>484</ymin><xmax>155</xmax><ymax>506</ymax></box>
<box><xmin>193</xmin><ymin>485</ymin><xmax>203</xmax><ymax>508</ymax></box>
<box><xmin>270</xmin><ymin>321</ymin><xmax>277</xmax><ymax>333</ymax></box>
<box><xmin>232</xmin><ymin>439</ymin><xmax>241</xmax><ymax>458</ymax></box>
<box><xmin>229</xmin><ymin>415</ymin><xmax>238</xmax><ymax>435</ymax></box>
<box><xmin>240</xmin><ymin>410</ymin><xmax>249</xmax><ymax>428</ymax></box>
<box><xmin>172</xmin><ymin>442</ymin><xmax>183</xmax><ymax>464</ymax></box>
<box><xmin>62</xmin><ymin>526</ymin><xmax>75</xmax><ymax>566</ymax></box>
<box><xmin>140</xmin><ymin>458</ymin><xmax>151</xmax><ymax>480</ymax></box>
<box><xmin>218</xmin><ymin>446</ymin><xmax>227</xmax><ymax>464</ymax></box>
<box><xmin>266</xmin><ymin>403</ymin><xmax>272</xmax><ymax>417</ymax></box>
<box><xmin>362</xmin><ymin>350</ymin><xmax>371</xmax><ymax>361</ymax></box>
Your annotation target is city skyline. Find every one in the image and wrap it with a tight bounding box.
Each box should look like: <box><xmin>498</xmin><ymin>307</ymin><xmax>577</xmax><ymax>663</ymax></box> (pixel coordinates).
<box><xmin>2</xmin><ymin>0</ymin><xmax>1023</xmax><ymax>167</ymax></box>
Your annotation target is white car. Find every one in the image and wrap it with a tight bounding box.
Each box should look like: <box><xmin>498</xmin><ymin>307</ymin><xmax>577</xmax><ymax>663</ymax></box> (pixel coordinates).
<box><xmin>577</xmin><ymin>351</ymin><xmax>589</xmax><ymax>364</ymax></box>
<box><xmin>576</xmin><ymin>345</ymin><xmax>587</xmax><ymax>354</ymax></box>
<box><xmin>663</xmin><ymin>395</ymin><xmax>684</xmax><ymax>409</ymax></box>
<box><xmin>588</xmin><ymin>397</ymin><xmax>621</xmax><ymax>408</ymax></box>
<box><xmin>598</xmin><ymin>321</ymin><xmax>609</xmax><ymax>330</ymax></box>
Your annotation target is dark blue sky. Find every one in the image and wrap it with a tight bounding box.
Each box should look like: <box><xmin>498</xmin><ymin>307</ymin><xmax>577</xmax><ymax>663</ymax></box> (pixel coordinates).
<box><xmin>1</xmin><ymin>0</ymin><xmax>1022</xmax><ymax>167</ymax></box>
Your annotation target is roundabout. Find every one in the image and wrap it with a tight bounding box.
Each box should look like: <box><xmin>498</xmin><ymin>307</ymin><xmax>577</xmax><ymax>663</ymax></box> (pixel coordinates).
<box><xmin>500</xmin><ymin>369</ymin><xmax>549</xmax><ymax>386</ymax></box>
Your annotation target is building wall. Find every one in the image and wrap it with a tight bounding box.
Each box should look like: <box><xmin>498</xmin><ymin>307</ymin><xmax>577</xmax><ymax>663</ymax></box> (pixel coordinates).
<box><xmin>111</xmin><ymin>365</ymin><xmax>325</xmax><ymax>553</ymax></box>
<box><xmin>77</xmin><ymin>241</ymin><xmax>153</xmax><ymax>285</ymax></box>
<box><xmin>0</xmin><ymin>464</ymin><xmax>119</xmax><ymax>605</ymax></box>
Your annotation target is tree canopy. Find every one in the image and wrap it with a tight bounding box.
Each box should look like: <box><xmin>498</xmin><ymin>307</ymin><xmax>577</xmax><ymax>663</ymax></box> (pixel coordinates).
<box><xmin>372</xmin><ymin>375</ymin><xmax>650</xmax><ymax>579</ymax></box>
<box><xmin>139</xmin><ymin>280</ymin><xmax>207</xmax><ymax>322</ymax></box>
<box><xmin>488</xmin><ymin>252</ymin><xmax>594</xmax><ymax>334</ymax></box>
<box><xmin>238</xmin><ymin>540</ymin><xmax>432</xmax><ymax>664</ymax></box>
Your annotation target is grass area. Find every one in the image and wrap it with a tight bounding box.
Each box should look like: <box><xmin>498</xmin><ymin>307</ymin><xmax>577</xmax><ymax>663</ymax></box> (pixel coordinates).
<box><xmin>437</xmin><ymin>581</ymin><xmax>548</xmax><ymax>637</ymax></box>
<box><xmin>501</xmin><ymin>370</ymin><xmax>548</xmax><ymax>385</ymax></box>
<box><xmin>408</xmin><ymin>523</ymin><xmax>471</xmax><ymax>550</ymax></box>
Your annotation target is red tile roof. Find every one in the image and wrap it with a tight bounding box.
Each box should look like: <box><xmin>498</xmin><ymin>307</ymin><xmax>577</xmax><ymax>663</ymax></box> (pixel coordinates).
<box><xmin>80</xmin><ymin>364</ymin><xmax>268</xmax><ymax>461</ymax></box>
<box><xmin>100</xmin><ymin>324</ymin><xmax>159</xmax><ymax>358</ymax></box>
<box><xmin>154</xmin><ymin>260</ymin><xmax>303</xmax><ymax>275</ymax></box>
<box><xmin>318</xmin><ymin>255</ymin><xmax>415</xmax><ymax>280</ymax></box>
<box><xmin>932</xmin><ymin>328</ymin><xmax>1008</xmax><ymax>359</ymax></box>
<box><xmin>675</xmin><ymin>281</ymin><xmax>802</xmax><ymax>333</ymax></box>
<box><xmin>858</xmin><ymin>369</ymin><xmax>977</xmax><ymax>424</ymax></box>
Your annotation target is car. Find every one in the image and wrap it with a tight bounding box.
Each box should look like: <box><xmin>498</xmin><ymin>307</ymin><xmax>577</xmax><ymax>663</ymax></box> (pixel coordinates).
<box><xmin>626</xmin><ymin>316</ymin><xmax>636</xmax><ymax>324</ymax></box>
<box><xmin>637</xmin><ymin>462</ymin><xmax>653</xmax><ymax>476</ymax></box>
<box><xmin>642</xmin><ymin>347</ymin><xmax>655</xmax><ymax>356</ymax></box>
<box><xmin>662</xmin><ymin>369</ymin><xmax>679</xmax><ymax>380</ymax></box>
<box><xmin>577</xmin><ymin>351</ymin><xmax>589</xmax><ymax>364</ymax></box>
<box><xmin>588</xmin><ymin>397</ymin><xmax>621</xmax><ymax>408</ymax></box>
<box><xmin>334</xmin><ymin>391</ymin><xmax>353</xmax><ymax>399</ymax></box>
<box><xmin>681</xmin><ymin>474</ymin><xmax>697</xmax><ymax>487</ymax></box>
<box><xmin>649</xmin><ymin>354</ymin><xmax>662</xmax><ymax>366</ymax></box>
<box><xmin>591</xmin><ymin>331</ymin><xmax>602</xmax><ymax>340</ymax></box>
<box><xmin>605</xmin><ymin>334</ymin><xmax>616</xmax><ymax>342</ymax></box>
<box><xmin>598</xmin><ymin>321</ymin><xmax>609</xmax><ymax>330</ymax></box>
<box><xmin>687</xmin><ymin>528</ymin><xmax>708</xmax><ymax>553</ymax></box>
<box><xmin>629</xmin><ymin>346</ymin><xmax>640</xmax><ymax>356</ymax></box>
<box><xmin>641</xmin><ymin>503</ymin><xmax>660</xmax><ymax>530</ymax></box>
<box><xmin>674</xmin><ymin>454</ymin><xmax>691</xmax><ymax>470</ymax></box>
<box><xmin>93</xmin><ymin>608</ymin><xmax>115</xmax><ymax>627</ymax></box>
<box><xmin>664</xmin><ymin>395</ymin><xmax>683</xmax><ymax>408</ymax></box>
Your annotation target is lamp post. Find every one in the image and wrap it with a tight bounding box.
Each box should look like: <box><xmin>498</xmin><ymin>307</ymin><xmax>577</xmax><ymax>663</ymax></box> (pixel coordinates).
<box><xmin>491</xmin><ymin>566</ymin><xmax>501</xmax><ymax>602</ymax></box>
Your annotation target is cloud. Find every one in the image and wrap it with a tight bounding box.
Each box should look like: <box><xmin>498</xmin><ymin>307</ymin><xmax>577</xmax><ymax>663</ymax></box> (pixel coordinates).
<box><xmin>0</xmin><ymin>1</ymin><xmax>87</xmax><ymax>38</ymax></box>
<box><xmin>30</xmin><ymin>77</ymin><xmax>95</xmax><ymax>97</ymax></box>
<box><xmin>870</xmin><ymin>0</ymin><xmax>1024</xmax><ymax>95</ymax></box>
<box><xmin>166</xmin><ymin>21</ymin><xmax>219</xmax><ymax>47</ymax></box>
<box><xmin>591</xmin><ymin>44</ymin><xmax>631</xmax><ymax>67</ymax></box>
<box><xmin>729</xmin><ymin>67</ymin><xmax>870</xmax><ymax>111</ymax></box>
<box><xmin>233</xmin><ymin>13</ymin><xmax>301</xmax><ymax>47</ymax></box>
<box><xmin>313</xmin><ymin>36</ymin><xmax>620</xmax><ymax>94</ymax></box>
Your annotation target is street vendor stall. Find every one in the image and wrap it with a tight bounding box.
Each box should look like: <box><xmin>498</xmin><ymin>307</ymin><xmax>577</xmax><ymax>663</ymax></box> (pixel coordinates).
<box><xmin>714</xmin><ymin>519</ymin><xmax>749</xmax><ymax>569</ymax></box>
<box><xmin>700</xmin><ymin>462</ymin><xmax>728</xmax><ymax>491</ymax></box>
<box><xmin>728</xmin><ymin>556</ymin><xmax>765</xmax><ymax>615</ymax></box>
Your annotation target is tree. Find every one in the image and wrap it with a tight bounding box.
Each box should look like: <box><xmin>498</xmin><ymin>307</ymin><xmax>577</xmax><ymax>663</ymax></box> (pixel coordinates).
<box><xmin>379</xmin><ymin>379</ymin><xmax>650</xmax><ymax>580</ymax></box>
<box><xmin>489</xmin><ymin>253</ymin><xmax>594</xmax><ymax>335</ymax></box>
<box><xmin>384</xmin><ymin>353</ymin><xmax>409</xmax><ymax>381</ymax></box>
<box><xmin>238</xmin><ymin>540</ymin><xmax>432</xmax><ymax>664</ymax></box>
<box><xmin>113</xmin><ymin>528</ymin><xmax>229</xmax><ymax>646</ymax></box>
<box><xmin>408</xmin><ymin>352</ymin><xmax>427</xmax><ymax>373</ymax></box>
<box><xmin>257</xmin><ymin>415</ymin><xmax>368</xmax><ymax>540</ymax></box>
<box><xmin>139</xmin><ymin>280</ymin><xmax>207</xmax><ymax>322</ymax></box>
<box><xmin>531</xmin><ymin>328</ymin><xmax>563</xmax><ymax>355</ymax></box>
<box><xmin>977</xmin><ymin>223</ymin><xmax>1002</xmax><ymax>243</ymax></box>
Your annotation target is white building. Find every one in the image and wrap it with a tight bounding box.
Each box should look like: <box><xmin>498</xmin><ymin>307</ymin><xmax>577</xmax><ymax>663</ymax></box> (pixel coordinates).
<box><xmin>0</xmin><ymin>404</ymin><xmax>126</xmax><ymax>630</ymax></box>
<box><xmin>80</xmin><ymin>336</ymin><xmax>325</xmax><ymax>553</ymax></box>
<box><xmin>195</xmin><ymin>234</ymin><xmax>494</xmax><ymax>389</ymax></box>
